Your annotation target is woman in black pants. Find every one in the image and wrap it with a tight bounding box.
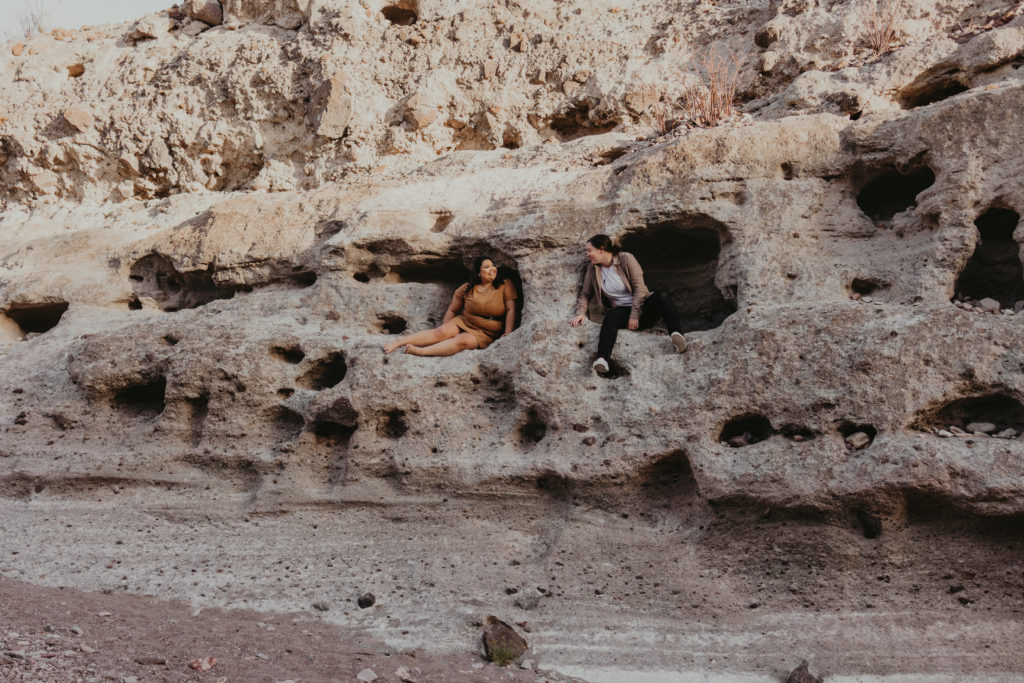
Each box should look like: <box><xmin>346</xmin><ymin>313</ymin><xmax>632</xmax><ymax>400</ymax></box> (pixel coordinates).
<box><xmin>569</xmin><ymin>234</ymin><xmax>687</xmax><ymax>374</ymax></box>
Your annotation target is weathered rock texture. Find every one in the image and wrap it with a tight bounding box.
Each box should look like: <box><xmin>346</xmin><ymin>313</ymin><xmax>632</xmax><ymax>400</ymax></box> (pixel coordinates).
<box><xmin>2</xmin><ymin>0</ymin><xmax>1024</xmax><ymax>680</ymax></box>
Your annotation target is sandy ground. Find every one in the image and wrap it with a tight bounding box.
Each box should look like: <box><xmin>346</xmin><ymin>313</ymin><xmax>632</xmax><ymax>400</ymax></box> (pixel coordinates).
<box><xmin>0</xmin><ymin>575</ymin><xmax>560</xmax><ymax>682</ymax></box>
<box><xmin>1</xmin><ymin>478</ymin><xmax>1023</xmax><ymax>682</ymax></box>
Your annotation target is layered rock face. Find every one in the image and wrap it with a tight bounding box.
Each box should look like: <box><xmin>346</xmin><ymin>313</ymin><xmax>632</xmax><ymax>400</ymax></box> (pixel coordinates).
<box><xmin>2</xmin><ymin>0</ymin><xmax>1024</xmax><ymax>679</ymax></box>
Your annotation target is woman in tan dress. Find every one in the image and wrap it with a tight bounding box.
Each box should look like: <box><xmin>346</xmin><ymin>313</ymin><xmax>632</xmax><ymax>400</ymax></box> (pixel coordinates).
<box><xmin>383</xmin><ymin>257</ymin><xmax>518</xmax><ymax>356</ymax></box>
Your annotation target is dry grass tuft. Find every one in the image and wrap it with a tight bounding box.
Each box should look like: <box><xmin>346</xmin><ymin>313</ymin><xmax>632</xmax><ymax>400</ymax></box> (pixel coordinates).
<box><xmin>2</xmin><ymin>0</ymin><xmax>48</xmax><ymax>42</ymax></box>
<box><xmin>682</xmin><ymin>49</ymin><xmax>740</xmax><ymax>127</ymax></box>
<box><xmin>858</xmin><ymin>0</ymin><xmax>904</xmax><ymax>56</ymax></box>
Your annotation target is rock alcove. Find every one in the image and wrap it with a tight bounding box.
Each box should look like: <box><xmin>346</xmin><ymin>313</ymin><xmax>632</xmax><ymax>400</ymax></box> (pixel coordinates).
<box><xmin>954</xmin><ymin>208</ymin><xmax>1022</xmax><ymax>308</ymax></box>
<box><xmin>618</xmin><ymin>218</ymin><xmax>736</xmax><ymax>333</ymax></box>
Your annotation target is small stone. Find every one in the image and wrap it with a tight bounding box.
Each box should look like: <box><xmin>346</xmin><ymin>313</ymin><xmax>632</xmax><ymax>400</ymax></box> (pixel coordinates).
<box><xmin>136</xmin><ymin>657</ymin><xmax>167</xmax><ymax>665</ymax></box>
<box><xmin>63</xmin><ymin>106</ymin><xmax>93</xmax><ymax>133</ymax></box>
<box><xmin>860</xmin><ymin>296</ymin><xmax>872</xmax><ymax>303</ymax></box>
<box><xmin>786</xmin><ymin>659</ymin><xmax>823</xmax><ymax>683</ymax></box>
<box><xmin>70</xmin><ymin>626</ymin><xmax>83</xmax><ymax>636</ymax></box>
<box><xmin>4</xmin><ymin>650</ymin><xmax>27</xmax><ymax>659</ymax></box>
<box><xmin>357</xmin><ymin>592</ymin><xmax>375</xmax><ymax>609</ymax></box>
<box><xmin>1015</xmin><ymin>300</ymin><xmax>1024</xmax><ymax>313</ymax></box>
<box><xmin>43</xmin><ymin>625</ymin><xmax>55</xmax><ymax>633</ymax></box>
<box><xmin>312</xmin><ymin>601</ymin><xmax>329</xmax><ymax>611</ymax></box>
<box><xmin>845</xmin><ymin>431</ymin><xmax>871</xmax><ymax>450</ymax></box>
<box><xmin>995</xmin><ymin>428</ymin><xmax>1018</xmax><ymax>438</ymax></box>
<box><xmin>727</xmin><ymin>435</ymin><xmax>748</xmax><ymax>448</ymax></box>
<box><xmin>122</xmin><ymin>677</ymin><xmax>140</xmax><ymax>683</ymax></box>
<box><xmin>949</xmin><ymin>426</ymin><xmax>967</xmax><ymax>436</ymax></box>
<box><xmin>978</xmin><ymin>297</ymin><xmax>1001</xmax><ymax>313</ymax></box>
<box><xmin>80</xmin><ymin>645</ymin><xmax>96</xmax><ymax>653</ymax></box>
<box><xmin>394</xmin><ymin>667</ymin><xmax>417</xmax><ymax>682</ymax></box>
<box><xmin>255</xmin><ymin>652</ymin><xmax>269</xmax><ymax>660</ymax></box>
<box><xmin>519</xmin><ymin>659</ymin><xmax>534</xmax><ymax>669</ymax></box>
<box><xmin>188</xmin><ymin>657</ymin><xmax>216</xmax><ymax>671</ymax></box>
<box><xmin>12</xmin><ymin>43</ymin><xmax>25</xmax><ymax>56</ymax></box>
<box><xmin>357</xmin><ymin>668</ymin><xmax>379</xmax><ymax>682</ymax></box>
<box><xmin>129</xmin><ymin>14</ymin><xmax>173</xmax><ymax>40</ymax></box>
<box><xmin>482</xmin><ymin>616</ymin><xmax>528</xmax><ymax>666</ymax></box>
<box><xmin>96</xmin><ymin>612</ymin><xmax>111</xmax><ymax>617</ymax></box>
<box><xmin>965</xmin><ymin>422</ymin><xmax>996</xmax><ymax>434</ymax></box>
<box><xmin>67</xmin><ymin>63</ymin><xmax>85</xmax><ymax>77</ymax></box>
<box><xmin>483</xmin><ymin>60</ymin><xmax>498</xmax><ymax>80</ymax></box>
<box><xmin>514</xmin><ymin>591</ymin><xmax>540</xmax><ymax>610</ymax></box>
<box><xmin>936</xmin><ymin>429</ymin><xmax>953</xmax><ymax>438</ymax></box>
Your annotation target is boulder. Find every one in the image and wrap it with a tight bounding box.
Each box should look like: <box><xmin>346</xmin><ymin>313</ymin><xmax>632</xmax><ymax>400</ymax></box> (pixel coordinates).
<box><xmin>128</xmin><ymin>13</ymin><xmax>173</xmax><ymax>40</ymax></box>
<box><xmin>185</xmin><ymin>0</ymin><xmax>224</xmax><ymax>26</ymax></box>
<box><xmin>482</xmin><ymin>616</ymin><xmax>527</xmax><ymax>666</ymax></box>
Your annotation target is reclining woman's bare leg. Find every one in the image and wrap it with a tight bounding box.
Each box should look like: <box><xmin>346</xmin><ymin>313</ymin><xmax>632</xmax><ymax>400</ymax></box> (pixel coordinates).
<box><xmin>383</xmin><ymin>321</ymin><xmax>461</xmax><ymax>354</ymax></box>
<box><xmin>406</xmin><ymin>332</ymin><xmax>479</xmax><ymax>356</ymax></box>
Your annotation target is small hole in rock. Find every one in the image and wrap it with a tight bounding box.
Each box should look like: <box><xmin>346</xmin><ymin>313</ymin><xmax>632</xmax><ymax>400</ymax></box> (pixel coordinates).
<box><xmin>379</xmin><ymin>409</ymin><xmax>408</xmax><ymax>439</ymax></box>
<box><xmin>781</xmin><ymin>162</ymin><xmax>794</xmax><ymax>180</ymax></box>
<box><xmin>850</xmin><ymin>278</ymin><xmax>886</xmax><ymax>296</ymax></box>
<box><xmin>3</xmin><ymin>301</ymin><xmax>69</xmax><ymax>335</ymax></box>
<box><xmin>353</xmin><ymin>272</ymin><xmax>371</xmax><ymax>283</ymax></box>
<box><xmin>270</xmin><ymin>344</ymin><xmax>305</xmax><ymax>364</ymax></box>
<box><xmin>162</xmin><ymin>334</ymin><xmax>180</xmax><ymax>346</ymax></box>
<box><xmin>297</xmin><ymin>351</ymin><xmax>347</xmax><ymax>390</ymax></box>
<box><xmin>779</xmin><ymin>424</ymin><xmax>815</xmax><ymax>441</ymax></box>
<box><xmin>856</xmin><ymin>167</ymin><xmax>936</xmax><ymax>223</ymax></box>
<box><xmin>314</xmin><ymin>421</ymin><xmax>357</xmax><ymax>447</ymax></box>
<box><xmin>719</xmin><ymin>414</ymin><xmax>773</xmax><ymax>447</ymax></box>
<box><xmin>913</xmin><ymin>393</ymin><xmax>1024</xmax><ymax>435</ymax></box>
<box><xmin>838</xmin><ymin>422</ymin><xmax>876</xmax><ymax>450</ymax></box>
<box><xmin>381</xmin><ymin>4</ymin><xmax>417</xmax><ymax>25</ymax></box>
<box><xmin>111</xmin><ymin>377</ymin><xmax>166</xmax><ymax>418</ymax></box>
<box><xmin>898</xmin><ymin>71</ymin><xmax>969</xmax><ymax>109</ymax></box>
<box><xmin>271</xmin><ymin>405</ymin><xmax>305</xmax><ymax>441</ymax></box>
<box><xmin>517</xmin><ymin>409</ymin><xmax>548</xmax><ymax>447</ymax></box>
<box><xmin>277</xmin><ymin>388</ymin><xmax>295</xmax><ymax>399</ymax></box>
<box><xmin>377</xmin><ymin>314</ymin><xmax>408</xmax><ymax>335</ymax></box>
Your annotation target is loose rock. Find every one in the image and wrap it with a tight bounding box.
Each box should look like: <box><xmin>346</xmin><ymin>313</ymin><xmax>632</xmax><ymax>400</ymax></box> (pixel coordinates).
<box><xmin>481</xmin><ymin>616</ymin><xmax>528</xmax><ymax>666</ymax></box>
<box><xmin>786</xmin><ymin>659</ymin><xmax>824</xmax><ymax>683</ymax></box>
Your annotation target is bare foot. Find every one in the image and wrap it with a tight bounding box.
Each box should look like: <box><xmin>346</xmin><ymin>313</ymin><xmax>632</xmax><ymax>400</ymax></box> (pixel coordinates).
<box><xmin>383</xmin><ymin>342</ymin><xmax>403</xmax><ymax>354</ymax></box>
<box><xmin>405</xmin><ymin>345</ymin><xmax>423</xmax><ymax>356</ymax></box>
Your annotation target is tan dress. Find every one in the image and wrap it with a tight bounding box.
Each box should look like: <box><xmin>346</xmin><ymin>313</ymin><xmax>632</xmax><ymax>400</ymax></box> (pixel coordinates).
<box><xmin>450</xmin><ymin>281</ymin><xmax>517</xmax><ymax>348</ymax></box>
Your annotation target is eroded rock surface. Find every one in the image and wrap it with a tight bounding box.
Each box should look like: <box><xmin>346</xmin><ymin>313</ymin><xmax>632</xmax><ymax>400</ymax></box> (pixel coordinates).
<box><xmin>2</xmin><ymin>0</ymin><xmax>1024</xmax><ymax>680</ymax></box>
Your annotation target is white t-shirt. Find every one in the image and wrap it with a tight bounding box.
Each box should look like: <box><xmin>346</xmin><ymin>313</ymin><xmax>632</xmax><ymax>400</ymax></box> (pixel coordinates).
<box><xmin>600</xmin><ymin>266</ymin><xmax>633</xmax><ymax>307</ymax></box>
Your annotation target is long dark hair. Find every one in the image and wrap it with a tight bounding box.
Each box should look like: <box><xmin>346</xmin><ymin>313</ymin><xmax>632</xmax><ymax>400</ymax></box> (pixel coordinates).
<box><xmin>464</xmin><ymin>256</ymin><xmax>506</xmax><ymax>291</ymax></box>
<box><xmin>587</xmin><ymin>234</ymin><xmax>620</xmax><ymax>254</ymax></box>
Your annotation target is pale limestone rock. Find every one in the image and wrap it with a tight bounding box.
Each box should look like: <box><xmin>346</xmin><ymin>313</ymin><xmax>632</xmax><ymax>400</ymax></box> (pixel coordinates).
<box><xmin>309</xmin><ymin>72</ymin><xmax>353</xmax><ymax>139</ymax></box>
<box><xmin>185</xmin><ymin>0</ymin><xmax>224</xmax><ymax>26</ymax></box>
<box><xmin>62</xmin><ymin>106</ymin><xmax>93</xmax><ymax>132</ymax></box>
<box><xmin>128</xmin><ymin>13</ymin><xmax>174</xmax><ymax>41</ymax></box>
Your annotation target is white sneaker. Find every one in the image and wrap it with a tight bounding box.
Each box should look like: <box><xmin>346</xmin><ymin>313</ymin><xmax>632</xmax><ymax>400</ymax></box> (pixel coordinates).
<box><xmin>670</xmin><ymin>331</ymin><xmax>687</xmax><ymax>353</ymax></box>
<box><xmin>592</xmin><ymin>357</ymin><xmax>610</xmax><ymax>374</ymax></box>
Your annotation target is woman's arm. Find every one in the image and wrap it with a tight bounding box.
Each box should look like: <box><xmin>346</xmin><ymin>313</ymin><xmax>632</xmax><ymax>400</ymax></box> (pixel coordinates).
<box><xmin>443</xmin><ymin>285</ymin><xmax>466</xmax><ymax>323</ymax></box>
<box><xmin>503</xmin><ymin>300</ymin><xmax>516</xmax><ymax>336</ymax></box>
<box><xmin>571</xmin><ymin>265</ymin><xmax>595</xmax><ymax>326</ymax></box>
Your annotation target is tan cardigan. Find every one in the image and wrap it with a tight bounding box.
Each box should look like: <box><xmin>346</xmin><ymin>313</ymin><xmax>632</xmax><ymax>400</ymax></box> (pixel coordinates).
<box><xmin>575</xmin><ymin>251</ymin><xmax>650</xmax><ymax>321</ymax></box>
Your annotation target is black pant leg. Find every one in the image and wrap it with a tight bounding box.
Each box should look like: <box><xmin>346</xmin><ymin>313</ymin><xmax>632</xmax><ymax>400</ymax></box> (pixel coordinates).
<box><xmin>597</xmin><ymin>306</ymin><xmax>631</xmax><ymax>359</ymax></box>
<box><xmin>639</xmin><ymin>291</ymin><xmax>683</xmax><ymax>334</ymax></box>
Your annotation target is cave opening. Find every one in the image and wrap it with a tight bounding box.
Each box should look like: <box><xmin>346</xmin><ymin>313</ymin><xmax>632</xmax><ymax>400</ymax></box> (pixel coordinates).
<box><xmin>619</xmin><ymin>220</ymin><xmax>736</xmax><ymax>333</ymax></box>
<box><xmin>954</xmin><ymin>208</ymin><xmax>1022</xmax><ymax>308</ymax></box>
<box><xmin>856</xmin><ymin>167</ymin><xmax>936</xmax><ymax>223</ymax></box>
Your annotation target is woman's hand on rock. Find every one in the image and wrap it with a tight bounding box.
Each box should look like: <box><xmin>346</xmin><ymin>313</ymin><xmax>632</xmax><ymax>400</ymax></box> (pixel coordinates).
<box><xmin>569</xmin><ymin>315</ymin><xmax>585</xmax><ymax>327</ymax></box>
<box><xmin>628</xmin><ymin>318</ymin><xmax>639</xmax><ymax>330</ymax></box>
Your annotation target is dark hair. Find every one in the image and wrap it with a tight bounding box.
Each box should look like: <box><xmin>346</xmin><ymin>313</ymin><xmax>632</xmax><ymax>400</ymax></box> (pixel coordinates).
<box><xmin>586</xmin><ymin>234</ymin><xmax>620</xmax><ymax>254</ymax></box>
<box><xmin>464</xmin><ymin>256</ymin><xmax>506</xmax><ymax>292</ymax></box>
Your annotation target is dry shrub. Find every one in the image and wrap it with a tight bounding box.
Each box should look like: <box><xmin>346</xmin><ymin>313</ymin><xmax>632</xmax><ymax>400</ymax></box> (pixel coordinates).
<box><xmin>858</xmin><ymin>0</ymin><xmax>903</xmax><ymax>56</ymax></box>
<box><xmin>682</xmin><ymin>50</ymin><xmax>740</xmax><ymax>127</ymax></box>
<box><xmin>2</xmin><ymin>0</ymin><xmax>48</xmax><ymax>42</ymax></box>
